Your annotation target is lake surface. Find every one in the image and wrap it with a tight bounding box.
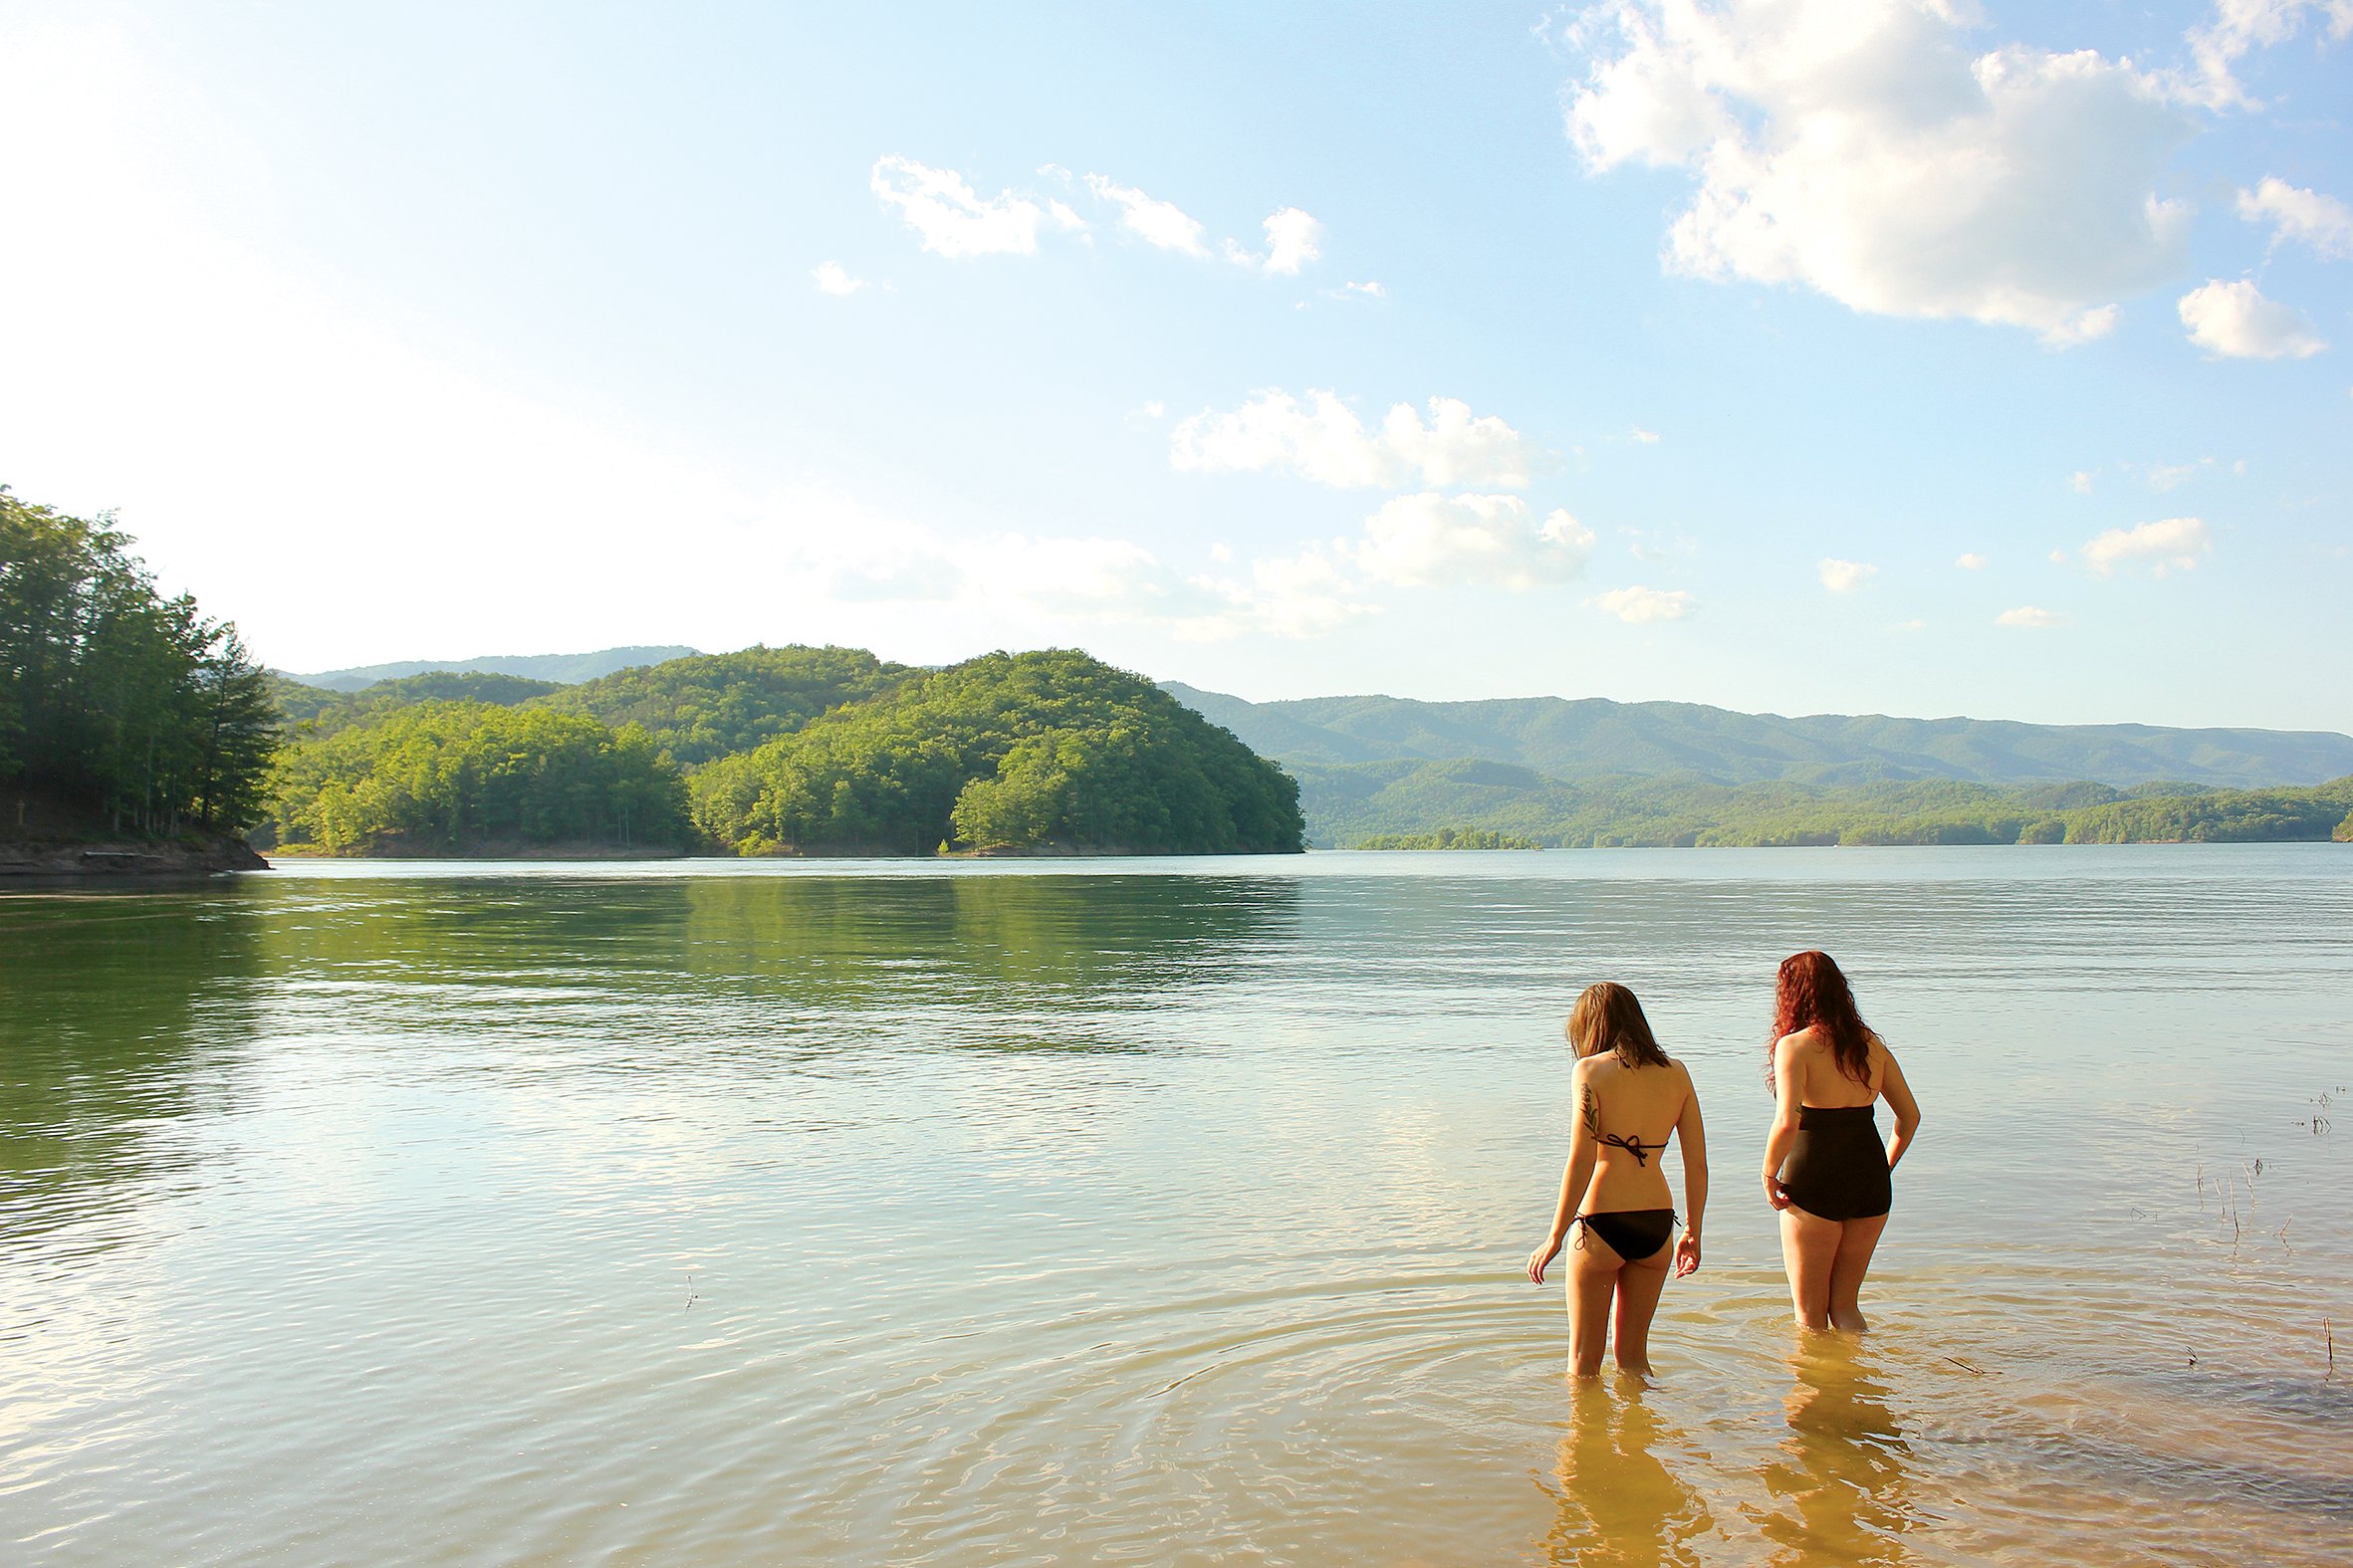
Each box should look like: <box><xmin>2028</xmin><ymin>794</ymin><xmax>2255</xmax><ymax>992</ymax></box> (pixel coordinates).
<box><xmin>4</xmin><ymin>847</ymin><xmax>2349</xmax><ymax>1565</ymax></box>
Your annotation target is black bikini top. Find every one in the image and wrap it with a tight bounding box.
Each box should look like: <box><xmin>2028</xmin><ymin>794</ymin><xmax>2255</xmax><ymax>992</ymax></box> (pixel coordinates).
<box><xmin>1598</xmin><ymin>1131</ymin><xmax>1670</xmax><ymax>1166</ymax></box>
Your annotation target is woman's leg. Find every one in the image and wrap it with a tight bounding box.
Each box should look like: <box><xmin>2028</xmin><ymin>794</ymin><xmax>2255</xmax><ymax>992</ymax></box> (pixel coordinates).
<box><xmin>1825</xmin><ymin>1213</ymin><xmax>1889</xmax><ymax>1332</ymax></box>
<box><xmin>1778</xmin><ymin>1207</ymin><xmax>1843</xmax><ymax>1331</ymax></box>
<box><xmin>1566</xmin><ymin>1241</ymin><xmax>1623</xmax><ymax>1378</ymax></box>
<box><xmin>1610</xmin><ymin>1253</ymin><xmax>1673</xmax><ymax>1377</ymax></box>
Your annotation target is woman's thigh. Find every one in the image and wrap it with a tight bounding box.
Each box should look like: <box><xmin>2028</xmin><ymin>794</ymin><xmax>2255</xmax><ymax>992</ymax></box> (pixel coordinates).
<box><xmin>1828</xmin><ymin>1212</ymin><xmax>1889</xmax><ymax>1298</ymax></box>
<box><xmin>1779</xmin><ymin>1207</ymin><xmax>1844</xmax><ymax>1323</ymax></box>
<box><xmin>1566</xmin><ymin>1246</ymin><xmax>1623</xmax><ymax>1369</ymax></box>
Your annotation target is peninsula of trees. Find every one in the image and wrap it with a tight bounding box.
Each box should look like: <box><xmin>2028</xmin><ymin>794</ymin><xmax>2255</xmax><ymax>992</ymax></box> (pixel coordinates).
<box><xmin>263</xmin><ymin>646</ymin><xmax>1305</xmax><ymax>856</ymax></box>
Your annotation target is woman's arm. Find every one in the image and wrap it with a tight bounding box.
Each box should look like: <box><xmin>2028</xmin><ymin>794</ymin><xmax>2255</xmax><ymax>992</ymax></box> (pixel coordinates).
<box><xmin>1673</xmin><ymin>1064</ymin><xmax>1708</xmax><ymax>1277</ymax></box>
<box><xmin>1528</xmin><ymin>1060</ymin><xmax>1600</xmax><ymax>1283</ymax></box>
<box><xmin>1879</xmin><ymin>1045</ymin><xmax>1922</xmax><ymax>1170</ymax></box>
<box><xmin>1760</xmin><ymin>1034</ymin><xmax>1803</xmax><ymax>1210</ymax></box>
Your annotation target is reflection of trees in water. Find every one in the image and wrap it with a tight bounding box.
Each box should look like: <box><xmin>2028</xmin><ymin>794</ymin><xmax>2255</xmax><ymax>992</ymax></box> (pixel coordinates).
<box><xmin>1753</xmin><ymin>1347</ymin><xmax>1919</xmax><ymax>1567</ymax></box>
<box><xmin>676</xmin><ymin>875</ymin><xmax>1302</xmax><ymax>1024</ymax></box>
<box><xmin>250</xmin><ymin>873</ymin><xmax>1300</xmax><ymax>1053</ymax></box>
<box><xmin>1540</xmin><ymin>1377</ymin><xmax>1713</xmax><ymax>1567</ymax></box>
<box><xmin>260</xmin><ymin>874</ymin><xmax>1297</xmax><ymax>994</ymax></box>
<box><xmin>0</xmin><ymin>889</ymin><xmax>264</xmax><ymax>1236</ymax></box>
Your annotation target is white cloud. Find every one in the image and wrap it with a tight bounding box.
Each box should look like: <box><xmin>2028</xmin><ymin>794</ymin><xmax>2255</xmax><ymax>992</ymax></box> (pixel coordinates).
<box><xmin>1956</xmin><ymin>552</ymin><xmax>1989</xmax><ymax>569</ymax></box>
<box><xmin>2183</xmin><ymin>0</ymin><xmax>2353</xmax><ymax>110</ymax></box>
<box><xmin>2236</xmin><ymin>176</ymin><xmax>2353</xmax><ymax>259</ymax></box>
<box><xmin>1259</xmin><ymin>207</ymin><xmax>1323</xmax><ymax>275</ymax></box>
<box><xmin>2178</xmin><ymin>278</ymin><xmax>2328</xmax><ymax>358</ymax></box>
<box><xmin>2081</xmin><ymin>516</ymin><xmax>2214</xmax><ymax>575</ymax></box>
<box><xmin>2041</xmin><ymin>305</ymin><xmax>2121</xmax><ymax>347</ymax></box>
<box><xmin>1818</xmin><ymin>558</ymin><xmax>1877</xmax><ymax>592</ymax></box>
<box><xmin>1563</xmin><ymin>1</ymin><xmax>2195</xmax><ymax>344</ymax></box>
<box><xmin>1629</xmin><ymin>426</ymin><xmax>1660</xmax><ymax>443</ymax></box>
<box><xmin>1169</xmin><ymin>390</ymin><xmax>1547</xmax><ymax>490</ymax></box>
<box><xmin>811</xmin><ymin>262</ymin><xmax>867</xmax><ymax>296</ymax></box>
<box><xmin>1083</xmin><ymin>173</ymin><xmax>1209</xmax><ymax>256</ymax></box>
<box><xmin>2070</xmin><ymin>470</ymin><xmax>2097</xmax><ymax>494</ymax></box>
<box><xmin>1342</xmin><ymin>279</ymin><xmax>1385</xmax><ymax>298</ymax></box>
<box><xmin>870</xmin><ymin>155</ymin><xmax>1044</xmax><ymax>258</ymax></box>
<box><xmin>1348</xmin><ymin>494</ymin><xmax>1595</xmax><ymax>589</ymax></box>
<box><xmin>1587</xmin><ymin>585</ymin><xmax>1696</xmax><ymax>623</ymax></box>
<box><xmin>1996</xmin><ymin>605</ymin><xmax>2069</xmax><ymax>627</ymax></box>
<box><xmin>2145</xmin><ymin>458</ymin><xmax>2207</xmax><ymax>490</ymax></box>
<box><xmin>1621</xmin><ymin>526</ymin><xmax>1697</xmax><ymax>562</ymax></box>
<box><xmin>814</xmin><ymin>524</ymin><xmax>1368</xmax><ymax>642</ymax></box>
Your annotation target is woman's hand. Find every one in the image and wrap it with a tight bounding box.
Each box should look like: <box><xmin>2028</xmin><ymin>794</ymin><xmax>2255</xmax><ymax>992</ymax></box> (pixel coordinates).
<box><xmin>1762</xmin><ymin>1171</ymin><xmax>1791</xmax><ymax>1211</ymax></box>
<box><xmin>1527</xmin><ymin>1235</ymin><xmax>1563</xmax><ymax>1284</ymax></box>
<box><xmin>1673</xmin><ymin>1231</ymin><xmax>1701</xmax><ymax>1277</ymax></box>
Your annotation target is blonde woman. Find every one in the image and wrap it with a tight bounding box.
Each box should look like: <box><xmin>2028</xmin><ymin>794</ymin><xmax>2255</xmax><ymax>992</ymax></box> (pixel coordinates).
<box><xmin>1528</xmin><ymin>984</ymin><xmax>1709</xmax><ymax>1378</ymax></box>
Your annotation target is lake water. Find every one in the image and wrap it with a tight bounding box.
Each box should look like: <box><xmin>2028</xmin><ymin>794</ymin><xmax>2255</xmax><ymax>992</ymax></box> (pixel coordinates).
<box><xmin>4</xmin><ymin>847</ymin><xmax>2349</xmax><ymax>1565</ymax></box>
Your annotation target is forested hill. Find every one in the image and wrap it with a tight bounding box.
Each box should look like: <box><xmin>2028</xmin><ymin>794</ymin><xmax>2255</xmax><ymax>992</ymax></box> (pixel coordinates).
<box><xmin>1160</xmin><ymin>684</ymin><xmax>2353</xmax><ymax>790</ymax></box>
<box><xmin>264</xmin><ymin>648</ymin><xmax>1304</xmax><ymax>857</ymax></box>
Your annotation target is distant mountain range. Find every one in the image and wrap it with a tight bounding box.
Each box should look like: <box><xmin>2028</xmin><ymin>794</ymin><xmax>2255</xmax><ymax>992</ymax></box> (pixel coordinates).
<box><xmin>1159</xmin><ymin>683</ymin><xmax>2353</xmax><ymax>790</ymax></box>
<box><xmin>285</xmin><ymin>646</ymin><xmax>700</xmax><ymax>692</ymax></box>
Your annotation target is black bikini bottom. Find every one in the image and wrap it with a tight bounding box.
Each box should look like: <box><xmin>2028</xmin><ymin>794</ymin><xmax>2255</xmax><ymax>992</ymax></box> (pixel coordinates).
<box><xmin>1571</xmin><ymin>1208</ymin><xmax>1677</xmax><ymax>1262</ymax></box>
<box><xmin>1780</xmin><ymin>1104</ymin><xmax>1892</xmax><ymax>1222</ymax></box>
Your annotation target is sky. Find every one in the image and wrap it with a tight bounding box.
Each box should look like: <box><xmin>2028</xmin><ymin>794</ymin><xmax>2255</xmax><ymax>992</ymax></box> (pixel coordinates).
<box><xmin>0</xmin><ymin>1</ymin><xmax>2347</xmax><ymax>733</ymax></box>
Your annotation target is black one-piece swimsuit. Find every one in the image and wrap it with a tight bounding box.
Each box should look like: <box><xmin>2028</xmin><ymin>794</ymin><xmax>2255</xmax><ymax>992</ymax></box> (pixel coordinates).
<box><xmin>1779</xmin><ymin>1104</ymin><xmax>1892</xmax><ymax>1222</ymax></box>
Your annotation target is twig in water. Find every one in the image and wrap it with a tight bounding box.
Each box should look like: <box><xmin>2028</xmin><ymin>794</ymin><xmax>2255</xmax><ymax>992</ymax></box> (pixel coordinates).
<box><xmin>1943</xmin><ymin>1356</ymin><xmax>1987</xmax><ymax>1376</ymax></box>
<box><xmin>2327</xmin><ymin>1319</ymin><xmax>2336</xmax><ymax>1380</ymax></box>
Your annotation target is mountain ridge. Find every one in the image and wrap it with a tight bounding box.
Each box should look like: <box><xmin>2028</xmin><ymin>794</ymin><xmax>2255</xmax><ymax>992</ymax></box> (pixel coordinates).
<box><xmin>1159</xmin><ymin>683</ymin><xmax>2353</xmax><ymax>790</ymax></box>
<box><xmin>286</xmin><ymin>645</ymin><xmax>700</xmax><ymax>692</ymax></box>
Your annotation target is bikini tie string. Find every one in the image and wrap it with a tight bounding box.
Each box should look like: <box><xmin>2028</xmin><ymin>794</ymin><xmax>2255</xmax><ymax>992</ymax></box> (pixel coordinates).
<box><xmin>1599</xmin><ymin>1131</ymin><xmax>1666</xmax><ymax>1167</ymax></box>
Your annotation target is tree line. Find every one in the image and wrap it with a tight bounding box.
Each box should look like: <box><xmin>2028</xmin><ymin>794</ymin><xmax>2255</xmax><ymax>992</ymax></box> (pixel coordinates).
<box><xmin>1</xmin><ymin>489</ymin><xmax>277</xmax><ymax>837</ymax></box>
<box><xmin>1304</xmin><ymin>761</ymin><xmax>2353</xmax><ymax>849</ymax></box>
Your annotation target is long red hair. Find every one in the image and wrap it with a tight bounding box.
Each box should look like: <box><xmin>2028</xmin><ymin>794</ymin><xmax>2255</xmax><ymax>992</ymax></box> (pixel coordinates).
<box><xmin>1770</xmin><ymin>950</ymin><xmax>1876</xmax><ymax>1084</ymax></box>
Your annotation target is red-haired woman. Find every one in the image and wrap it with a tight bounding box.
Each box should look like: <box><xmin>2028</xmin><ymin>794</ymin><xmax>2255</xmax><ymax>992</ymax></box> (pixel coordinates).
<box><xmin>1761</xmin><ymin>951</ymin><xmax>1923</xmax><ymax>1332</ymax></box>
<box><xmin>1528</xmin><ymin>983</ymin><xmax>1709</xmax><ymax>1378</ymax></box>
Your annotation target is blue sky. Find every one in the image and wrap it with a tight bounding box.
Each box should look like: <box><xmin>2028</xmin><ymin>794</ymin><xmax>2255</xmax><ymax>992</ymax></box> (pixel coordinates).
<box><xmin>1</xmin><ymin>1</ymin><xmax>2346</xmax><ymax>731</ymax></box>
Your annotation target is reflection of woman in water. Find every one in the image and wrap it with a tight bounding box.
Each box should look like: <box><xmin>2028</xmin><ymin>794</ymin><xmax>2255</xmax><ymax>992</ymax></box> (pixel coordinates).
<box><xmin>1527</xmin><ymin>983</ymin><xmax>1709</xmax><ymax>1378</ymax></box>
<box><xmin>1760</xmin><ymin>952</ymin><xmax>1923</xmax><ymax>1332</ymax></box>
<box><xmin>1757</xmin><ymin>1345</ymin><xmax>1917</xmax><ymax>1566</ymax></box>
<box><xmin>1542</xmin><ymin>1377</ymin><xmax>1714</xmax><ymax>1567</ymax></box>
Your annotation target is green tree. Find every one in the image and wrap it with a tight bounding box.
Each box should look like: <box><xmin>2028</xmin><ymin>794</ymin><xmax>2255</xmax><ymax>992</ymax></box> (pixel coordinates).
<box><xmin>691</xmin><ymin>649</ymin><xmax>1303</xmax><ymax>855</ymax></box>
<box><xmin>539</xmin><ymin>645</ymin><xmax>914</xmax><ymax>765</ymax></box>
<box><xmin>267</xmin><ymin>701</ymin><xmax>691</xmax><ymax>853</ymax></box>
<box><xmin>1</xmin><ymin>487</ymin><xmax>279</xmax><ymax>835</ymax></box>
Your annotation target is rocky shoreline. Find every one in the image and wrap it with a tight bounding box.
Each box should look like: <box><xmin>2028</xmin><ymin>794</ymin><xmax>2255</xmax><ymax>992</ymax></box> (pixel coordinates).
<box><xmin>0</xmin><ymin>837</ymin><xmax>271</xmax><ymax>877</ymax></box>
